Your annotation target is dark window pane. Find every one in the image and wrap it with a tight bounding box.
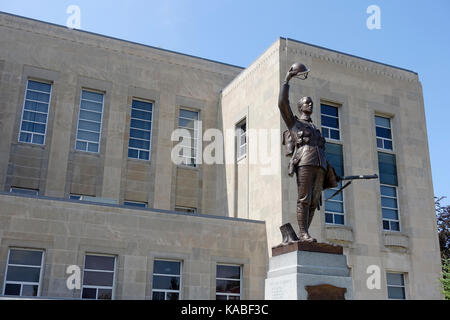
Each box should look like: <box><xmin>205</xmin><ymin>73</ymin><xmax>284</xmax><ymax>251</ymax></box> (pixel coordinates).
<box><xmin>382</xmin><ymin>209</ymin><xmax>398</xmax><ymax>220</ymax></box>
<box><xmin>77</xmin><ymin>130</ymin><xmax>99</xmax><ymax>142</ymax></box>
<box><xmin>128</xmin><ymin>148</ymin><xmax>138</xmax><ymax>158</ymax></box>
<box><xmin>28</xmin><ymin>81</ymin><xmax>51</xmax><ymax>93</ymax></box>
<box><xmin>388</xmin><ymin>286</ymin><xmax>405</xmax><ymax>299</ymax></box>
<box><xmin>76</xmin><ymin>141</ymin><xmax>87</xmax><ymax>151</ymax></box>
<box><xmin>167</xmin><ymin>292</ymin><xmax>179</xmax><ymax>300</ymax></box>
<box><xmin>380</xmin><ymin>185</ymin><xmax>396</xmax><ymax>197</ymax></box>
<box><xmin>154</xmin><ymin>260</ymin><xmax>181</xmax><ymax>275</ymax></box>
<box><xmin>216</xmin><ymin>295</ymin><xmax>227</xmax><ymax>300</ymax></box>
<box><xmin>383</xmin><ymin>220</ymin><xmax>390</xmax><ymax>230</ymax></box>
<box><xmin>378</xmin><ymin>152</ymin><xmax>398</xmax><ymax>186</ymax></box>
<box><xmin>325</xmin><ymin>213</ymin><xmax>333</xmax><ymax>224</ymax></box>
<box><xmin>377</xmin><ymin>138</ymin><xmax>383</xmax><ymax>148</ymax></box>
<box><xmin>79</xmin><ymin>110</ymin><xmax>101</xmax><ymax>122</ymax></box>
<box><xmin>10</xmin><ymin>188</ymin><xmax>38</xmax><ymax>196</ymax></box>
<box><xmin>132</xmin><ymin>100</ymin><xmax>153</xmax><ymax>112</ymax></box>
<box><xmin>131</xmin><ymin>109</ymin><xmax>152</xmax><ymax>121</ymax></box>
<box><xmin>80</xmin><ymin>100</ymin><xmax>103</xmax><ymax>113</ymax></box>
<box><xmin>6</xmin><ymin>266</ymin><xmax>41</xmax><ymax>282</ymax></box>
<box><xmin>216</xmin><ymin>279</ymin><xmax>240</xmax><ymax>293</ymax></box>
<box><xmin>130</xmin><ymin>128</ymin><xmax>151</xmax><ymax>140</ymax></box>
<box><xmin>82</xmin><ymin>288</ymin><xmax>97</xmax><ymax>299</ymax></box>
<box><xmin>387</xmin><ymin>273</ymin><xmax>404</xmax><ymax>286</ymax></box>
<box><xmin>381</xmin><ymin>197</ymin><xmax>398</xmax><ymax>209</ymax></box>
<box><xmin>321</xmin><ymin>115</ymin><xmax>339</xmax><ymax>128</ymax></box>
<box><xmin>390</xmin><ymin>221</ymin><xmax>400</xmax><ymax>231</ymax></box>
<box><xmin>139</xmin><ymin>150</ymin><xmax>150</xmax><ymax>160</ymax></box>
<box><xmin>152</xmin><ymin>275</ymin><xmax>180</xmax><ymax>290</ymax></box>
<box><xmin>334</xmin><ymin>214</ymin><xmax>344</xmax><ymax>225</ymax></box>
<box><xmin>325</xmin><ymin>143</ymin><xmax>343</xmax><ymax>176</ymax></box>
<box><xmin>9</xmin><ymin>250</ymin><xmax>43</xmax><ymax>266</ymax></box>
<box><xmin>179</xmin><ymin>109</ymin><xmax>198</xmax><ymax>120</ymax></box>
<box><xmin>26</xmin><ymin>90</ymin><xmax>50</xmax><ymax>103</ymax></box>
<box><xmin>78</xmin><ymin>120</ymin><xmax>101</xmax><ymax>132</ymax></box>
<box><xmin>131</xmin><ymin>119</ymin><xmax>151</xmax><ymax>130</ymax></box>
<box><xmin>217</xmin><ymin>265</ymin><xmax>240</xmax><ymax>279</ymax></box>
<box><xmin>21</xmin><ymin>121</ymin><xmax>45</xmax><ymax>134</ymax></box>
<box><xmin>321</xmin><ymin>105</ymin><xmax>338</xmax><ymax>117</ymax></box>
<box><xmin>19</xmin><ymin>132</ymin><xmax>32</xmax><ymax>143</ymax></box>
<box><xmin>129</xmin><ymin>138</ymin><xmax>150</xmax><ymax>150</ymax></box>
<box><xmin>87</xmin><ymin>143</ymin><xmax>99</xmax><ymax>153</ymax></box>
<box><xmin>22</xmin><ymin>285</ymin><xmax>38</xmax><ymax>297</ymax></box>
<box><xmin>124</xmin><ymin>201</ymin><xmax>147</xmax><ymax>208</ymax></box>
<box><xmin>325</xmin><ymin>201</ymin><xmax>343</xmax><ymax>213</ymax></box>
<box><xmin>32</xmin><ymin>134</ymin><xmax>45</xmax><ymax>145</ymax></box>
<box><xmin>321</xmin><ymin>127</ymin><xmax>329</xmax><ymax>138</ymax></box>
<box><xmin>376</xmin><ymin>127</ymin><xmax>392</xmax><ymax>139</ymax></box>
<box><xmin>384</xmin><ymin>140</ymin><xmax>393</xmax><ymax>150</ymax></box>
<box><xmin>330</xmin><ymin>129</ymin><xmax>340</xmax><ymax>140</ymax></box>
<box><xmin>179</xmin><ymin>118</ymin><xmax>196</xmax><ymax>129</ymax></box>
<box><xmin>24</xmin><ymin>100</ymin><xmax>48</xmax><ymax>113</ymax></box>
<box><xmin>4</xmin><ymin>284</ymin><xmax>21</xmax><ymax>296</ymax></box>
<box><xmin>229</xmin><ymin>296</ymin><xmax>240</xmax><ymax>300</ymax></box>
<box><xmin>375</xmin><ymin>116</ymin><xmax>391</xmax><ymax>128</ymax></box>
<box><xmin>152</xmin><ymin>291</ymin><xmax>165</xmax><ymax>300</ymax></box>
<box><xmin>97</xmin><ymin>289</ymin><xmax>112</xmax><ymax>300</ymax></box>
<box><xmin>23</xmin><ymin>111</ymin><xmax>47</xmax><ymax>124</ymax></box>
<box><xmin>85</xmin><ymin>255</ymin><xmax>115</xmax><ymax>271</ymax></box>
<box><xmin>82</xmin><ymin>91</ymin><xmax>103</xmax><ymax>103</ymax></box>
<box><xmin>83</xmin><ymin>271</ymin><xmax>114</xmax><ymax>286</ymax></box>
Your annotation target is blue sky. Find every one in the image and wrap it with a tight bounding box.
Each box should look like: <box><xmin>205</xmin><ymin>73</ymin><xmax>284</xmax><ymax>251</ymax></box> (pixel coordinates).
<box><xmin>1</xmin><ymin>0</ymin><xmax>449</xmax><ymax>205</ymax></box>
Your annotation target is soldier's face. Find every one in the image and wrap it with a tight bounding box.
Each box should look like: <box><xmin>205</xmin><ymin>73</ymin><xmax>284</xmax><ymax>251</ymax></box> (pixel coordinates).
<box><xmin>299</xmin><ymin>102</ymin><xmax>313</xmax><ymax>115</ymax></box>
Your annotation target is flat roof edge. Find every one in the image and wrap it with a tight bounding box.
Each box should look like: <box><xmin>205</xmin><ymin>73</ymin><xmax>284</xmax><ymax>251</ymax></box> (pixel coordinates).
<box><xmin>0</xmin><ymin>191</ymin><xmax>265</xmax><ymax>224</ymax></box>
<box><xmin>282</xmin><ymin>37</ymin><xmax>418</xmax><ymax>75</ymax></box>
<box><xmin>0</xmin><ymin>11</ymin><xmax>244</xmax><ymax>70</ymax></box>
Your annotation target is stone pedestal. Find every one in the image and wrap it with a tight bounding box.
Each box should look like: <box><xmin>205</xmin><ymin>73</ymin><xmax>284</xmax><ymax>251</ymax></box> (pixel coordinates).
<box><xmin>265</xmin><ymin>242</ymin><xmax>353</xmax><ymax>300</ymax></box>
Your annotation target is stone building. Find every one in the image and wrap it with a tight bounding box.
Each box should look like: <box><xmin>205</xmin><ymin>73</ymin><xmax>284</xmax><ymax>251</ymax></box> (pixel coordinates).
<box><xmin>0</xmin><ymin>12</ymin><xmax>442</xmax><ymax>299</ymax></box>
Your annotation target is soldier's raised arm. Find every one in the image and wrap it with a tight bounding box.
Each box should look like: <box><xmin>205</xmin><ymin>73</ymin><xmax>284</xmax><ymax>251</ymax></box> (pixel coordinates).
<box><xmin>278</xmin><ymin>72</ymin><xmax>296</xmax><ymax>129</ymax></box>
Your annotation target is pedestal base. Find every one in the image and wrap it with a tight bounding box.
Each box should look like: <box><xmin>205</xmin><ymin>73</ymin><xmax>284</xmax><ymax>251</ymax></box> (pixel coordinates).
<box><xmin>265</xmin><ymin>242</ymin><xmax>353</xmax><ymax>300</ymax></box>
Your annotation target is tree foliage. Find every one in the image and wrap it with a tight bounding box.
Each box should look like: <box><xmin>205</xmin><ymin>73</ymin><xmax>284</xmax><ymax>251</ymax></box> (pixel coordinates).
<box><xmin>436</xmin><ymin>197</ymin><xmax>450</xmax><ymax>299</ymax></box>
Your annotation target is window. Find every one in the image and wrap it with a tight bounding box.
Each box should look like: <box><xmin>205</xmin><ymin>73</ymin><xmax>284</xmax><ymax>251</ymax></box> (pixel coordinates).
<box><xmin>178</xmin><ymin>109</ymin><xmax>199</xmax><ymax>167</ymax></box>
<box><xmin>124</xmin><ymin>201</ymin><xmax>147</xmax><ymax>208</ymax></box>
<box><xmin>128</xmin><ymin>99</ymin><xmax>153</xmax><ymax>161</ymax></box>
<box><xmin>3</xmin><ymin>249</ymin><xmax>44</xmax><ymax>297</ymax></box>
<box><xmin>324</xmin><ymin>143</ymin><xmax>345</xmax><ymax>225</ymax></box>
<box><xmin>19</xmin><ymin>80</ymin><xmax>52</xmax><ymax>145</ymax></box>
<box><xmin>216</xmin><ymin>264</ymin><xmax>241</xmax><ymax>300</ymax></box>
<box><xmin>10</xmin><ymin>187</ymin><xmax>38</xmax><ymax>196</ymax></box>
<box><xmin>378</xmin><ymin>152</ymin><xmax>400</xmax><ymax>231</ymax></box>
<box><xmin>75</xmin><ymin>90</ymin><xmax>104</xmax><ymax>153</ymax></box>
<box><xmin>387</xmin><ymin>273</ymin><xmax>406</xmax><ymax>300</ymax></box>
<box><xmin>375</xmin><ymin>116</ymin><xmax>393</xmax><ymax>151</ymax></box>
<box><xmin>81</xmin><ymin>254</ymin><xmax>116</xmax><ymax>300</ymax></box>
<box><xmin>152</xmin><ymin>260</ymin><xmax>182</xmax><ymax>300</ymax></box>
<box><xmin>175</xmin><ymin>206</ymin><xmax>197</xmax><ymax>214</ymax></box>
<box><xmin>69</xmin><ymin>194</ymin><xmax>82</xmax><ymax>200</ymax></box>
<box><xmin>236</xmin><ymin>120</ymin><xmax>247</xmax><ymax>160</ymax></box>
<box><xmin>321</xmin><ymin>104</ymin><xmax>340</xmax><ymax>140</ymax></box>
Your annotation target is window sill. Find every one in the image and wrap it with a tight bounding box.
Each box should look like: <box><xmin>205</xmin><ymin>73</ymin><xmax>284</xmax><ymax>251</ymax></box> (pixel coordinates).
<box><xmin>382</xmin><ymin>231</ymin><xmax>409</xmax><ymax>249</ymax></box>
<box><xmin>325</xmin><ymin>225</ymin><xmax>353</xmax><ymax>243</ymax></box>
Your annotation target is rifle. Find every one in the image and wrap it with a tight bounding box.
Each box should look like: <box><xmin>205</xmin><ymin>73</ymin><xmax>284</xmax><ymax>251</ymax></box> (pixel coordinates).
<box><xmin>325</xmin><ymin>174</ymin><xmax>379</xmax><ymax>201</ymax></box>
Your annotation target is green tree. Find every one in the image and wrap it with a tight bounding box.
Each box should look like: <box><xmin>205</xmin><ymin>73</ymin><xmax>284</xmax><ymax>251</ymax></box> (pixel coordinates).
<box><xmin>436</xmin><ymin>197</ymin><xmax>450</xmax><ymax>299</ymax></box>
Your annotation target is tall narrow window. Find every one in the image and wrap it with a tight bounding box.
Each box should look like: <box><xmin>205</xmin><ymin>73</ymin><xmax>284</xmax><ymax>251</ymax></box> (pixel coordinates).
<box><xmin>178</xmin><ymin>109</ymin><xmax>199</xmax><ymax>167</ymax></box>
<box><xmin>216</xmin><ymin>264</ymin><xmax>241</xmax><ymax>300</ymax></box>
<box><xmin>152</xmin><ymin>260</ymin><xmax>182</xmax><ymax>300</ymax></box>
<box><xmin>81</xmin><ymin>254</ymin><xmax>116</xmax><ymax>300</ymax></box>
<box><xmin>236</xmin><ymin>120</ymin><xmax>247</xmax><ymax>160</ymax></box>
<box><xmin>378</xmin><ymin>152</ymin><xmax>400</xmax><ymax>231</ymax></box>
<box><xmin>387</xmin><ymin>273</ymin><xmax>406</xmax><ymax>300</ymax></box>
<box><xmin>324</xmin><ymin>143</ymin><xmax>345</xmax><ymax>225</ymax></box>
<box><xmin>375</xmin><ymin>116</ymin><xmax>393</xmax><ymax>151</ymax></box>
<box><xmin>19</xmin><ymin>80</ymin><xmax>52</xmax><ymax>145</ymax></box>
<box><xmin>75</xmin><ymin>90</ymin><xmax>104</xmax><ymax>153</ymax></box>
<box><xmin>321</xmin><ymin>104</ymin><xmax>340</xmax><ymax>140</ymax></box>
<box><xmin>3</xmin><ymin>249</ymin><xmax>44</xmax><ymax>297</ymax></box>
<box><xmin>128</xmin><ymin>99</ymin><xmax>153</xmax><ymax>161</ymax></box>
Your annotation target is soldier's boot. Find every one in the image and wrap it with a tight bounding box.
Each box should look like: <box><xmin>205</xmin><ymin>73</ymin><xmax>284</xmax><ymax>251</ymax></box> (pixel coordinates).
<box><xmin>297</xmin><ymin>205</ymin><xmax>316</xmax><ymax>243</ymax></box>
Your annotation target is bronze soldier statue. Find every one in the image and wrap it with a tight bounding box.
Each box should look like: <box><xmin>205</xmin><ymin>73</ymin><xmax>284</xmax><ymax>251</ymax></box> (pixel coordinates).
<box><xmin>278</xmin><ymin>63</ymin><xmax>337</xmax><ymax>243</ymax></box>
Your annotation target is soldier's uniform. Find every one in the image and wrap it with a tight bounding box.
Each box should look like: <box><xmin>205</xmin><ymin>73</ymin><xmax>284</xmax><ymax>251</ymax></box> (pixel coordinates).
<box><xmin>279</xmin><ymin>82</ymin><xmax>336</xmax><ymax>241</ymax></box>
